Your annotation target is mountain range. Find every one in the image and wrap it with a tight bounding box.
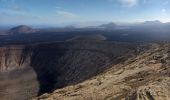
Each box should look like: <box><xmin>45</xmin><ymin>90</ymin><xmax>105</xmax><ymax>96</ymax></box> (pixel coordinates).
<box><xmin>0</xmin><ymin>20</ymin><xmax>170</xmax><ymax>35</ymax></box>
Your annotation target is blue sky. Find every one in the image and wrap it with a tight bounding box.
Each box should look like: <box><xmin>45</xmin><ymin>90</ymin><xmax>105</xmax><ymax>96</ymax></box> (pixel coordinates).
<box><xmin>0</xmin><ymin>0</ymin><xmax>170</xmax><ymax>26</ymax></box>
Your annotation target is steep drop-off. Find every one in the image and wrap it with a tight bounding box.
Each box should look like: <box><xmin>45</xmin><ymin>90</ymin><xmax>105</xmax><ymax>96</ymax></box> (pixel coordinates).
<box><xmin>0</xmin><ymin>41</ymin><xmax>141</xmax><ymax>100</ymax></box>
<box><xmin>35</xmin><ymin>43</ymin><xmax>170</xmax><ymax>100</ymax></box>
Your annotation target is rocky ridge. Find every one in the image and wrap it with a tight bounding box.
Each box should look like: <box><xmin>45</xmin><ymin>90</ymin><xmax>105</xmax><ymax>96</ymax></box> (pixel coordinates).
<box><xmin>34</xmin><ymin>43</ymin><xmax>170</xmax><ymax>100</ymax></box>
<box><xmin>0</xmin><ymin>41</ymin><xmax>141</xmax><ymax>100</ymax></box>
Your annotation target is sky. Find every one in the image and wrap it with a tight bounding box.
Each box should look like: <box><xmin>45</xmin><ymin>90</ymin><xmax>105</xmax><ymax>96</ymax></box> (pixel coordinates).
<box><xmin>0</xmin><ymin>0</ymin><xmax>170</xmax><ymax>26</ymax></box>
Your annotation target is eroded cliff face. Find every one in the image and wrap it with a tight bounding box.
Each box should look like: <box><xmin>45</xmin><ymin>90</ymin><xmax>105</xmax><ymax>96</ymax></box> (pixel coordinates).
<box><xmin>0</xmin><ymin>45</ymin><xmax>32</xmax><ymax>72</ymax></box>
<box><xmin>0</xmin><ymin>41</ymin><xmax>142</xmax><ymax>100</ymax></box>
<box><xmin>0</xmin><ymin>45</ymin><xmax>37</xmax><ymax>100</ymax></box>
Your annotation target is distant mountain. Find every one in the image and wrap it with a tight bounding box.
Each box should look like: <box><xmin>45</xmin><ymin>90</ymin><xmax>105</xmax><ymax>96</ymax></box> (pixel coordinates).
<box><xmin>142</xmin><ymin>20</ymin><xmax>162</xmax><ymax>25</ymax></box>
<box><xmin>99</xmin><ymin>22</ymin><xmax>117</xmax><ymax>29</ymax></box>
<box><xmin>127</xmin><ymin>20</ymin><xmax>170</xmax><ymax>32</ymax></box>
<box><xmin>67</xmin><ymin>34</ymin><xmax>107</xmax><ymax>41</ymax></box>
<box><xmin>8</xmin><ymin>25</ymin><xmax>38</xmax><ymax>35</ymax></box>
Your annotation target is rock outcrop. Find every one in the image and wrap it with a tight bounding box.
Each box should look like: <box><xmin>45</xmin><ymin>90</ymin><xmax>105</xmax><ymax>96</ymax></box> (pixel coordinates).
<box><xmin>126</xmin><ymin>77</ymin><xmax>170</xmax><ymax>100</ymax></box>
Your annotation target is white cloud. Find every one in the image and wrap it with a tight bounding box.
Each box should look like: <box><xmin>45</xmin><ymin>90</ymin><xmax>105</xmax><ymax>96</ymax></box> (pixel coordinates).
<box><xmin>163</xmin><ymin>0</ymin><xmax>169</xmax><ymax>5</ymax></box>
<box><xmin>0</xmin><ymin>0</ymin><xmax>15</xmax><ymax>3</ymax></box>
<box><xmin>162</xmin><ymin>8</ymin><xmax>166</xmax><ymax>13</ymax></box>
<box><xmin>55</xmin><ymin>6</ymin><xmax>62</xmax><ymax>9</ymax></box>
<box><xmin>56</xmin><ymin>10</ymin><xmax>77</xmax><ymax>18</ymax></box>
<box><xmin>7</xmin><ymin>5</ymin><xmax>27</xmax><ymax>12</ymax></box>
<box><xmin>119</xmin><ymin>0</ymin><xmax>138</xmax><ymax>7</ymax></box>
<box><xmin>143</xmin><ymin>0</ymin><xmax>147</xmax><ymax>4</ymax></box>
<box><xmin>0</xmin><ymin>12</ymin><xmax>43</xmax><ymax>25</ymax></box>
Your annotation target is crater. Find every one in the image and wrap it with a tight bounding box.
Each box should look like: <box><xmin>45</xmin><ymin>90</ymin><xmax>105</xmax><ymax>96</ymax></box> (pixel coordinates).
<box><xmin>0</xmin><ymin>41</ymin><xmax>139</xmax><ymax>100</ymax></box>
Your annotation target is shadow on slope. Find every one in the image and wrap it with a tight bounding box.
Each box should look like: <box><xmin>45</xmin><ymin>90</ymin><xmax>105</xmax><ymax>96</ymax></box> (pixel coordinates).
<box><xmin>30</xmin><ymin>41</ymin><xmax>139</xmax><ymax>95</ymax></box>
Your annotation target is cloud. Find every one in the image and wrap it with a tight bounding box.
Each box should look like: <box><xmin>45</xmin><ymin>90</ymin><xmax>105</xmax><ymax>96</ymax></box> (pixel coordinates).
<box><xmin>162</xmin><ymin>8</ymin><xmax>167</xmax><ymax>15</ymax></box>
<box><xmin>0</xmin><ymin>12</ymin><xmax>44</xmax><ymax>25</ymax></box>
<box><xmin>143</xmin><ymin>0</ymin><xmax>147</xmax><ymax>4</ymax></box>
<box><xmin>0</xmin><ymin>4</ymin><xmax>29</xmax><ymax>15</ymax></box>
<box><xmin>162</xmin><ymin>8</ymin><xmax>166</xmax><ymax>13</ymax></box>
<box><xmin>55</xmin><ymin>6</ymin><xmax>62</xmax><ymax>9</ymax></box>
<box><xmin>119</xmin><ymin>0</ymin><xmax>138</xmax><ymax>7</ymax></box>
<box><xmin>56</xmin><ymin>10</ymin><xmax>77</xmax><ymax>18</ymax></box>
<box><xmin>1</xmin><ymin>0</ymin><xmax>8</xmax><ymax>1</ymax></box>
<box><xmin>0</xmin><ymin>0</ymin><xmax>15</xmax><ymax>3</ymax></box>
<box><xmin>163</xmin><ymin>0</ymin><xmax>169</xmax><ymax>5</ymax></box>
<box><xmin>7</xmin><ymin>5</ymin><xmax>28</xmax><ymax>12</ymax></box>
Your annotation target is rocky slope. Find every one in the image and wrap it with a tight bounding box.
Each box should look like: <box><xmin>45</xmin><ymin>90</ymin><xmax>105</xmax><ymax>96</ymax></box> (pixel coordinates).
<box><xmin>34</xmin><ymin>43</ymin><xmax>170</xmax><ymax>100</ymax></box>
<box><xmin>0</xmin><ymin>40</ymin><xmax>142</xmax><ymax>100</ymax></box>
